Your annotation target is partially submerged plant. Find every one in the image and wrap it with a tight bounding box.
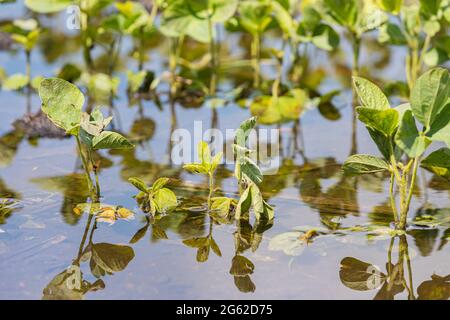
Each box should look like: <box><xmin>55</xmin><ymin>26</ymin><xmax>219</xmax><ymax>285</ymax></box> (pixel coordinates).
<box><xmin>38</xmin><ymin>78</ymin><xmax>134</xmax><ymax>197</ymax></box>
<box><xmin>233</xmin><ymin>117</ymin><xmax>274</xmax><ymax>221</ymax></box>
<box><xmin>183</xmin><ymin>141</ymin><xmax>223</xmax><ymax>209</ymax></box>
<box><xmin>128</xmin><ymin>177</ymin><xmax>178</xmax><ymax>215</ymax></box>
<box><xmin>343</xmin><ymin>67</ymin><xmax>450</xmax><ymax>230</ymax></box>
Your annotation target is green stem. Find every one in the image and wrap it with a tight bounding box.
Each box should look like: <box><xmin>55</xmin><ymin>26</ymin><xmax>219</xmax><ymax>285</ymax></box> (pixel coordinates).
<box><xmin>351</xmin><ymin>32</ymin><xmax>361</xmax><ymax>77</ymax></box>
<box><xmin>208</xmin><ymin>172</ymin><xmax>214</xmax><ymax>210</ymax></box>
<box><xmin>74</xmin><ymin>212</ymin><xmax>94</xmax><ymax>265</ymax></box>
<box><xmin>399</xmin><ymin>157</ymin><xmax>419</xmax><ymax>230</ymax></box>
<box><xmin>389</xmin><ymin>172</ymin><xmax>399</xmax><ymax>223</ymax></box>
<box><xmin>251</xmin><ymin>33</ymin><xmax>261</xmax><ymax>88</ymax></box>
<box><xmin>75</xmin><ymin>135</ymin><xmax>94</xmax><ymax>195</ymax></box>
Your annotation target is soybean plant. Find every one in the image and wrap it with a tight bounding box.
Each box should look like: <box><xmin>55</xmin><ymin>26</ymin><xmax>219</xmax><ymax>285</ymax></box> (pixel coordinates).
<box><xmin>128</xmin><ymin>177</ymin><xmax>178</xmax><ymax>215</ymax></box>
<box><xmin>343</xmin><ymin>68</ymin><xmax>450</xmax><ymax>230</ymax></box>
<box><xmin>183</xmin><ymin>141</ymin><xmax>223</xmax><ymax>210</ymax></box>
<box><xmin>233</xmin><ymin>117</ymin><xmax>274</xmax><ymax>221</ymax></box>
<box><xmin>38</xmin><ymin>78</ymin><xmax>134</xmax><ymax>198</ymax></box>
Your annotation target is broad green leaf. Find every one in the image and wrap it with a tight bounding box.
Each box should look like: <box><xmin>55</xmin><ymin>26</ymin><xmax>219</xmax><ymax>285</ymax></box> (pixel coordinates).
<box><xmin>419</xmin><ymin>0</ymin><xmax>441</xmax><ymax>16</ymax></box>
<box><xmin>235</xmin><ymin>186</ymin><xmax>252</xmax><ymax>219</ymax></box>
<box><xmin>271</xmin><ymin>1</ymin><xmax>295</xmax><ymax>37</ymax></box>
<box><xmin>25</xmin><ymin>0</ymin><xmax>74</xmax><ymax>13</ymax></box>
<box><xmin>421</xmin><ymin>148</ymin><xmax>450</xmax><ymax>179</ymax></box>
<box><xmin>2</xmin><ymin>73</ymin><xmax>28</xmax><ymax>91</ymax></box>
<box><xmin>353</xmin><ymin>77</ymin><xmax>390</xmax><ymax>110</ymax></box>
<box><xmin>211</xmin><ymin>197</ymin><xmax>237</xmax><ymax>216</ymax></box>
<box><xmin>152</xmin><ymin>177</ymin><xmax>170</xmax><ymax>192</ymax></box>
<box><xmin>357</xmin><ymin>107</ymin><xmax>399</xmax><ymax>137</ymax></box>
<box><xmin>153</xmin><ymin>188</ymin><xmax>178</xmax><ymax>212</ymax></box>
<box><xmin>241</xmin><ymin>157</ymin><xmax>263</xmax><ymax>185</ymax></box>
<box><xmin>323</xmin><ymin>0</ymin><xmax>358</xmax><ymax>29</ymax></box>
<box><xmin>427</xmin><ymin>104</ymin><xmax>450</xmax><ymax>147</ymax></box>
<box><xmin>92</xmin><ymin>131</ymin><xmax>134</xmax><ymax>150</ymax></box>
<box><xmin>128</xmin><ymin>177</ymin><xmax>149</xmax><ymax>193</ymax></box>
<box><xmin>39</xmin><ymin>78</ymin><xmax>84</xmax><ymax>135</ymax></box>
<box><xmin>395</xmin><ymin>110</ymin><xmax>431</xmax><ymax>157</ymax></box>
<box><xmin>250</xmin><ymin>94</ymin><xmax>306</xmax><ymax>125</ymax></box>
<box><xmin>378</xmin><ymin>23</ymin><xmax>407</xmax><ymax>45</ymax></box>
<box><xmin>410</xmin><ymin>68</ymin><xmax>450</xmax><ymax>129</ymax></box>
<box><xmin>343</xmin><ymin>154</ymin><xmax>390</xmax><ymax>174</ymax></box>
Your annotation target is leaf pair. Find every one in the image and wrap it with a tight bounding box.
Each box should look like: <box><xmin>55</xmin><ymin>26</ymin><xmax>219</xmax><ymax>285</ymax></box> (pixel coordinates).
<box><xmin>235</xmin><ymin>182</ymin><xmax>274</xmax><ymax>221</ymax></box>
<box><xmin>345</xmin><ymin>68</ymin><xmax>450</xmax><ymax>176</ymax></box>
<box><xmin>39</xmin><ymin>78</ymin><xmax>134</xmax><ymax>150</ymax></box>
<box><xmin>183</xmin><ymin>141</ymin><xmax>222</xmax><ymax>175</ymax></box>
<box><xmin>183</xmin><ymin>236</ymin><xmax>221</xmax><ymax>263</ymax></box>
<box><xmin>129</xmin><ymin>177</ymin><xmax>178</xmax><ymax>215</ymax></box>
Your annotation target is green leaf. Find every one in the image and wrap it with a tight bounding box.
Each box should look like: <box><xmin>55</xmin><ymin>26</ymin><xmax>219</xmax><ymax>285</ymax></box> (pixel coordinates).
<box><xmin>198</xmin><ymin>141</ymin><xmax>211</xmax><ymax>167</ymax></box>
<box><xmin>395</xmin><ymin>110</ymin><xmax>431</xmax><ymax>157</ymax></box>
<box><xmin>235</xmin><ymin>116</ymin><xmax>257</xmax><ymax>146</ymax></box>
<box><xmin>152</xmin><ymin>177</ymin><xmax>170</xmax><ymax>192</ymax></box>
<box><xmin>235</xmin><ymin>186</ymin><xmax>252</xmax><ymax>219</ymax></box>
<box><xmin>410</xmin><ymin>67</ymin><xmax>450</xmax><ymax>129</ymax></box>
<box><xmin>211</xmin><ymin>197</ymin><xmax>237</xmax><ymax>216</ymax></box>
<box><xmin>2</xmin><ymin>73</ymin><xmax>28</xmax><ymax>91</ymax></box>
<box><xmin>25</xmin><ymin>0</ymin><xmax>74</xmax><ymax>13</ymax></box>
<box><xmin>427</xmin><ymin>104</ymin><xmax>450</xmax><ymax>147</ymax></box>
<box><xmin>39</xmin><ymin>78</ymin><xmax>84</xmax><ymax>135</ymax></box>
<box><xmin>323</xmin><ymin>0</ymin><xmax>358</xmax><ymax>28</ymax></box>
<box><xmin>421</xmin><ymin>148</ymin><xmax>450</xmax><ymax>180</ymax></box>
<box><xmin>353</xmin><ymin>77</ymin><xmax>390</xmax><ymax>110</ymax></box>
<box><xmin>357</xmin><ymin>107</ymin><xmax>399</xmax><ymax>137</ymax></box>
<box><xmin>238</xmin><ymin>0</ymin><xmax>272</xmax><ymax>35</ymax></box>
<box><xmin>153</xmin><ymin>188</ymin><xmax>178</xmax><ymax>212</ymax></box>
<box><xmin>343</xmin><ymin>154</ymin><xmax>390</xmax><ymax>174</ymax></box>
<box><xmin>378</xmin><ymin>22</ymin><xmax>407</xmax><ymax>45</ymax></box>
<box><xmin>92</xmin><ymin>131</ymin><xmax>134</xmax><ymax>150</ymax></box>
<box><xmin>128</xmin><ymin>177</ymin><xmax>149</xmax><ymax>193</ymax></box>
<box><xmin>240</xmin><ymin>157</ymin><xmax>263</xmax><ymax>185</ymax></box>
<box><xmin>377</xmin><ymin>0</ymin><xmax>403</xmax><ymax>14</ymax></box>
<box><xmin>183</xmin><ymin>163</ymin><xmax>208</xmax><ymax>174</ymax></box>
<box><xmin>311</xmin><ymin>24</ymin><xmax>340</xmax><ymax>51</ymax></box>
<box><xmin>210</xmin><ymin>152</ymin><xmax>223</xmax><ymax>172</ymax></box>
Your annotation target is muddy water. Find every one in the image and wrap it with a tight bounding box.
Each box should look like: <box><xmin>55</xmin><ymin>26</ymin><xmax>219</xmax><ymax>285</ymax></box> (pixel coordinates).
<box><xmin>0</xmin><ymin>3</ymin><xmax>449</xmax><ymax>300</ymax></box>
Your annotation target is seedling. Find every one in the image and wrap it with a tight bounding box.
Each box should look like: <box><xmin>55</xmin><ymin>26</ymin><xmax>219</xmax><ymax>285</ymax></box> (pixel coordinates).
<box><xmin>128</xmin><ymin>177</ymin><xmax>178</xmax><ymax>215</ymax></box>
<box><xmin>183</xmin><ymin>141</ymin><xmax>223</xmax><ymax>209</ymax></box>
<box><xmin>233</xmin><ymin>117</ymin><xmax>274</xmax><ymax>221</ymax></box>
<box><xmin>38</xmin><ymin>78</ymin><xmax>134</xmax><ymax>197</ymax></box>
<box><xmin>343</xmin><ymin>68</ymin><xmax>450</xmax><ymax>230</ymax></box>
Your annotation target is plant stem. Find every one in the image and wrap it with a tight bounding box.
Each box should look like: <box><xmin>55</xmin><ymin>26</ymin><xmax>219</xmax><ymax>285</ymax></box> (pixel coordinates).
<box><xmin>251</xmin><ymin>33</ymin><xmax>261</xmax><ymax>88</ymax></box>
<box><xmin>351</xmin><ymin>32</ymin><xmax>361</xmax><ymax>77</ymax></box>
<box><xmin>80</xmin><ymin>0</ymin><xmax>93</xmax><ymax>71</ymax></box>
<box><xmin>398</xmin><ymin>157</ymin><xmax>419</xmax><ymax>230</ymax></box>
<box><xmin>389</xmin><ymin>172</ymin><xmax>399</xmax><ymax>223</ymax></box>
<box><xmin>207</xmin><ymin>172</ymin><xmax>214</xmax><ymax>210</ymax></box>
<box><xmin>75</xmin><ymin>135</ymin><xmax>94</xmax><ymax>194</ymax></box>
<box><xmin>25</xmin><ymin>49</ymin><xmax>31</xmax><ymax>113</ymax></box>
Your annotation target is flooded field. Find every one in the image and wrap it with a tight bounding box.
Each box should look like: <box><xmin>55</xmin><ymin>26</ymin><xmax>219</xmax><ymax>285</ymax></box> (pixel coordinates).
<box><xmin>0</xmin><ymin>1</ymin><xmax>449</xmax><ymax>300</ymax></box>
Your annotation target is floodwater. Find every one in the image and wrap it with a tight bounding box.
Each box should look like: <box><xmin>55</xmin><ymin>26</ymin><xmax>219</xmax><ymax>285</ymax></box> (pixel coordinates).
<box><xmin>0</xmin><ymin>3</ymin><xmax>449</xmax><ymax>300</ymax></box>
